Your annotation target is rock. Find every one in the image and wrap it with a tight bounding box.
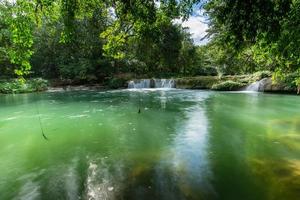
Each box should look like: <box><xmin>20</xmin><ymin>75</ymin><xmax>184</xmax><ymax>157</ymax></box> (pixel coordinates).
<box><xmin>258</xmin><ymin>78</ymin><xmax>297</xmax><ymax>93</ymax></box>
<box><xmin>150</xmin><ymin>79</ymin><xmax>155</xmax><ymax>88</ymax></box>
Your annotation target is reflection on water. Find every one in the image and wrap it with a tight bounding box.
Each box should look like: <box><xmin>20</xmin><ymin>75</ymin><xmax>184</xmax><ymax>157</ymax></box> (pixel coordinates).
<box><xmin>168</xmin><ymin>105</ymin><xmax>215</xmax><ymax>199</ymax></box>
<box><xmin>0</xmin><ymin>90</ymin><xmax>300</xmax><ymax>199</ymax></box>
<box><xmin>159</xmin><ymin>90</ymin><xmax>167</xmax><ymax>109</ymax></box>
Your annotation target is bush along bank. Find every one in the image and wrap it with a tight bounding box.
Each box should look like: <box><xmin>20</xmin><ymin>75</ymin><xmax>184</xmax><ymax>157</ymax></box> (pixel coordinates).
<box><xmin>0</xmin><ymin>78</ymin><xmax>48</xmax><ymax>94</ymax></box>
<box><xmin>175</xmin><ymin>71</ymin><xmax>273</xmax><ymax>91</ymax></box>
<box><xmin>2</xmin><ymin>71</ymin><xmax>297</xmax><ymax>94</ymax></box>
<box><xmin>211</xmin><ymin>81</ymin><xmax>246</xmax><ymax>91</ymax></box>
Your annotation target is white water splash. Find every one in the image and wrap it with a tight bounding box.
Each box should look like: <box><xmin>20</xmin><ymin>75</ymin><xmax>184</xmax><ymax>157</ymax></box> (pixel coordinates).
<box><xmin>128</xmin><ymin>79</ymin><xmax>151</xmax><ymax>89</ymax></box>
<box><xmin>154</xmin><ymin>79</ymin><xmax>175</xmax><ymax>88</ymax></box>
<box><xmin>246</xmin><ymin>82</ymin><xmax>260</xmax><ymax>91</ymax></box>
<box><xmin>246</xmin><ymin>79</ymin><xmax>266</xmax><ymax>91</ymax></box>
<box><xmin>128</xmin><ymin>79</ymin><xmax>175</xmax><ymax>89</ymax></box>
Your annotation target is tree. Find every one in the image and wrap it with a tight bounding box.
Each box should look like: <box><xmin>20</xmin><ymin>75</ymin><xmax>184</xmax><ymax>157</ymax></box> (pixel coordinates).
<box><xmin>0</xmin><ymin>1</ymin><xmax>13</xmax><ymax>76</ymax></box>
<box><xmin>1</xmin><ymin>0</ymin><xmax>197</xmax><ymax>77</ymax></box>
<box><xmin>203</xmin><ymin>0</ymin><xmax>300</xmax><ymax>87</ymax></box>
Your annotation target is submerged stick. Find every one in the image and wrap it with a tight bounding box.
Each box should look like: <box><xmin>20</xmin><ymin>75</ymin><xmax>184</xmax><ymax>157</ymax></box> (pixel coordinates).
<box><xmin>138</xmin><ymin>92</ymin><xmax>141</xmax><ymax>114</ymax></box>
<box><xmin>38</xmin><ymin>113</ymin><xmax>49</xmax><ymax>141</ymax></box>
<box><xmin>35</xmin><ymin>95</ymin><xmax>49</xmax><ymax>141</ymax></box>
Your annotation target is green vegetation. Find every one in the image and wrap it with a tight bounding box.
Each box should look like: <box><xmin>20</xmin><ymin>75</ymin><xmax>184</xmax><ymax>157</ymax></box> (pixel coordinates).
<box><xmin>0</xmin><ymin>0</ymin><xmax>198</xmax><ymax>83</ymax></box>
<box><xmin>211</xmin><ymin>81</ymin><xmax>246</xmax><ymax>91</ymax></box>
<box><xmin>0</xmin><ymin>0</ymin><xmax>299</xmax><ymax>93</ymax></box>
<box><xmin>202</xmin><ymin>0</ymin><xmax>300</xmax><ymax>89</ymax></box>
<box><xmin>176</xmin><ymin>76</ymin><xmax>219</xmax><ymax>89</ymax></box>
<box><xmin>0</xmin><ymin>78</ymin><xmax>48</xmax><ymax>93</ymax></box>
<box><xmin>107</xmin><ymin>77</ymin><xmax>128</xmax><ymax>89</ymax></box>
<box><xmin>175</xmin><ymin>71</ymin><xmax>272</xmax><ymax>90</ymax></box>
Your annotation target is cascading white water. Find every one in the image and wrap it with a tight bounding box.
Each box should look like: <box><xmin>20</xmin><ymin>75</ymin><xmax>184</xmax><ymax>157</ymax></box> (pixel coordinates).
<box><xmin>246</xmin><ymin>79</ymin><xmax>266</xmax><ymax>91</ymax></box>
<box><xmin>154</xmin><ymin>79</ymin><xmax>175</xmax><ymax>88</ymax></box>
<box><xmin>128</xmin><ymin>79</ymin><xmax>151</xmax><ymax>89</ymax></box>
<box><xmin>128</xmin><ymin>79</ymin><xmax>175</xmax><ymax>89</ymax></box>
<box><xmin>246</xmin><ymin>81</ymin><xmax>260</xmax><ymax>91</ymax></box>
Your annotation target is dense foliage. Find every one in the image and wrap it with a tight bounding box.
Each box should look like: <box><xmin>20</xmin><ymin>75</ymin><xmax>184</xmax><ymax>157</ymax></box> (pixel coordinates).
<box><xmin>201</xmin><ymin>0</ymin><xmax>300</xmax><ymax>88</ymax></box>
<box><xmin>0</xmin><ymin>78</ymin><xmax>48</xmax><ymax>93</ymax></box>
<box><xmin>0</xmin><ymin>0</ymin><xmax>299</xmax><ymax>91</ymax></box>
<box><xmin>211</xmin><ymin>80</ymin><xmax>246</xmax><ymax>91</ymax></box>
<box><xmin>0</xmin><ymin>0</ymin><xmax>205</xmax><ymax>84</ymax></box>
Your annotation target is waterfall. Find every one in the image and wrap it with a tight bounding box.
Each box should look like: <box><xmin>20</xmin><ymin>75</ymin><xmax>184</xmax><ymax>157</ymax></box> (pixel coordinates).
<box><xmin>128</xmin><ymin>79</ymin><xmax>175</xmax><ymax>89</ymax></box>
<box><xmin>128</xmin><ymin>79</ymin><xmax>151</xmax><ymax>89</ymax></box>
<box><xmin>154</xmin><ymin>79</ymin><xmax>175</xmax><ymax>88</ymax></box>
<box><xmin>246</xmin><ymin>81</ymin><xmax>260</xmax><ymax>91</ymax></box>
<box><xmin>246</xmin><ymin>79</ymin><xmax>266</xmax><ymax>91</ymax></box>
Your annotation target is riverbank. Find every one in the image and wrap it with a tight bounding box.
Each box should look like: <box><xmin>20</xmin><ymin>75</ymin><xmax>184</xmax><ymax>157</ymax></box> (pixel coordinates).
<box><xmin>175</xmin><ymin>71</ymin><xmax>271</xmax><ymax>90</ymax></box>
<box><xmin>176</xmin><ymin>76</ymin><xmax>298</xmax><ymax>93</ymax></box>
<box><xmin>0</xmin><ymin>71</ymin><xmax>298</xmax><ymax>94</ymax></box>
<box><xmin>0</xmin><ymin>78</ymin><xmax>48</xmax><ymax>94</ymax></box>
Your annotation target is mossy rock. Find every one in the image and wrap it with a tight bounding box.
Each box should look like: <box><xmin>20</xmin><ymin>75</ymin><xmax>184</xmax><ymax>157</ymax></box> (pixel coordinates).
<box><xmin>175</xmin><ymin>76</ymin><xmax>219</xmax><ymax>89</ymax></box>
<box><xmin>211</xmin><ymin>80</ymin><xmax>246</xmax><ymax>91</ymax></box>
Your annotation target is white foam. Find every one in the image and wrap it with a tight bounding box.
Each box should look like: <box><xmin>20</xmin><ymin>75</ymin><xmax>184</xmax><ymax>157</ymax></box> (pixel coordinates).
<box><xmin>68</xmin><ymin>114</ymin><xmax>89</xmax><ymax>119</ymax></box>
<box><xmin>3</xmin><ymin>116</ymin><xmax>19</xmax><ymax>121</ymax></box>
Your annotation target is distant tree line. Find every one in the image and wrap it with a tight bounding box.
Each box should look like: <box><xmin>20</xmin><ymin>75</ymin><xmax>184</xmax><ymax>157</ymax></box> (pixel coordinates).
<box><xmin>0</xmin><ymin>0</ymin><xmax>215</xmax><ymax>84</ymax></box>
<box><xmin>1</xmin><ymin>0</ymin><xmax>299</xmax><ymax>87</ymax></box>
<box><xmin>201</xmin><ymin>0</ymin><xmax>300</xmax><ymax>87</ymax></box>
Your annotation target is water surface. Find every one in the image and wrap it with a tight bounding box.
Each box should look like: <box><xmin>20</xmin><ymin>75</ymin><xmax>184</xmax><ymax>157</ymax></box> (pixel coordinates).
<box><xmin>0</xmin><ymin>89</ymin><xmax>300</xmax><ymax>200</ymax></box>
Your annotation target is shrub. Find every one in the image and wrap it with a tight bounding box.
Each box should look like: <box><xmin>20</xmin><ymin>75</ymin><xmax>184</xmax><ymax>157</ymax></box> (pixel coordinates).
<box><xmin>252</xmin><ymin>71</ymin><xmax>272</xmax><ymax>81</ymax></box>
<box><xmin>211</xmin><ymin>80</ymin><xmax>246</xmax><ymax>91</ymax></box>
<box><xmin>0</xmin><ymin>78</ymin><xmax>48</xmax><ymax>93</ymax></box>
<box><xmin>28</xmin><ymin>78</ymin><xmax>48</xmax><ymax>91</ymax></box>
<box><xmin>0</xmin><ymin>79</ymin><xmax>26</xmax><ymax>93</ymax></box>
<box><xmin>273</xmin><ymin>72</ymin><xmax>298</xmax><ymax>90</ymax></box>
<box><xmin>176</xmin><ymin>76</ymin><xmax>219</xmax><ymax>89</ymax></box>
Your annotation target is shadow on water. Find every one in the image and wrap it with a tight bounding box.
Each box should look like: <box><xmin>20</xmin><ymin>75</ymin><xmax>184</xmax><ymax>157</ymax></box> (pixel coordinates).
<box><xmin>206</xmin><ymin>92</ymin><xmax>300</xmax><ymax>200</ymax></box>
<box><xmin>249</xmin><ymin>158</ymin><xmax>300</xmax><ymax>200</ymax></box>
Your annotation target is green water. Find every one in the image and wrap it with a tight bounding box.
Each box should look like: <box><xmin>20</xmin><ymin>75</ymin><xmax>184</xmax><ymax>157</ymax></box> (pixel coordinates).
<box><xmin>0</xmin><ymin>89</ymin><xmax>300</xmax><ymax>200</ymax></box>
